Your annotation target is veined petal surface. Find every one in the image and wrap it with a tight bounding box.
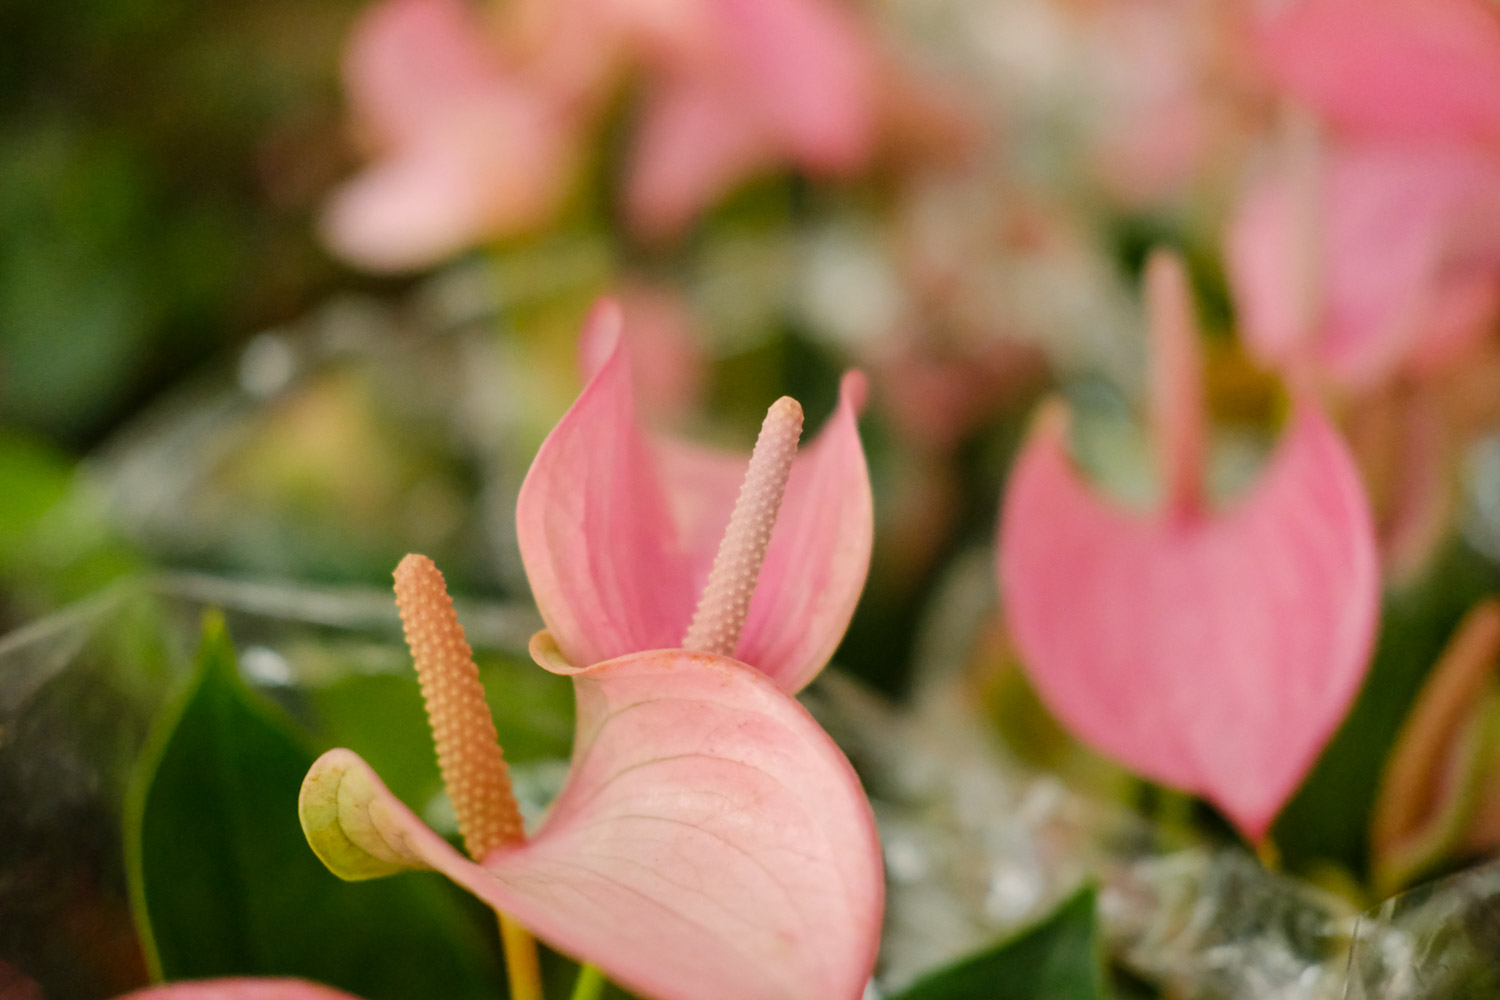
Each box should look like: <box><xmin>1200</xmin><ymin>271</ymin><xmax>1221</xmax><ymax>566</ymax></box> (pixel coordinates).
<box><xmin>998</xmin><ymin>402</ymin><xmax>1379</xmax><ymax>840</ymax></box>
<box><xmin>300</xmin><ymin>644</ymin><xmax>883</xmax><ymax>1000</ymax></box>
<box><xmin>518</xmin><ymin>303</ymin><xmax>872</xmax><ymax>691</ymax></box>
<box><xmin>516</xmin><ymin>304</ymin><xmax>698</xmax><ymax>667</ymax></box>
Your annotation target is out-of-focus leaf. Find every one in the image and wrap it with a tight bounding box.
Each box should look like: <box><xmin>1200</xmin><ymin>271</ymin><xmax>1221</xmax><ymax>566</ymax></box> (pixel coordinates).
<box><xmin>125</xmin><ymin>614</ymin><xmax>505</xmax><ymax>1000</ymax></box>
<box><xmin>1275</xmin><ymin>542</ymin><xmax>1500</xmax><ymax>876</ymax></box>
<box><xmin>0</xmin><ymin>430</ymin><xmax>142</xmax><ymax>613</ymax></box>
<box><xmin>887</xmin><ymin>889</ymin><xmax>1113</xmax><ymax>1000</ymax></box>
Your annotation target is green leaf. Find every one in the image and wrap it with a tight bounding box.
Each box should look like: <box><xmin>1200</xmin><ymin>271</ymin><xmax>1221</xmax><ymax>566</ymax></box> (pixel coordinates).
<box><xmin>1274</xmin><ymin>541</ymin><xmax>1500</xmax><ymax>876</ymax></box>
<box><xmin>125</xmin><ymin>613</ymin><xmax>506</xmax><ymax>1000</ymax></box>
<box><xmin>888</xmin><ymin>889</ymin><xmax>1114</xmax><ymax>1000</ymax></box>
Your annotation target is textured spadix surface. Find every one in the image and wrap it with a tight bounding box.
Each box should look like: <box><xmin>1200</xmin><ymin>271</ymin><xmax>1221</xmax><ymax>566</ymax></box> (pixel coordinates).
<box><xmin>300</xmin><ymin>638</ymin><xmax>883</xmax><ymax>1000</ymax></box>
<box><xmin>517</xmin><ymin>302</ymin><xmax>872</xmax><ymax>694</ymax></box>
<box><xmin>998</xmin><ymin>402</ymin><xmax>1379</xmax><ymax>840</ymax></box>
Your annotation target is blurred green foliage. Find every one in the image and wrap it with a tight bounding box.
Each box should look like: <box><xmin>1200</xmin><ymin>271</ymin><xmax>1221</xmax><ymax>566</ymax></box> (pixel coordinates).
<box><xmin>887</xmin><ymin>889</ymin><xmax>1114</xmax><ymax>1000</ymax></box>
<box><xmin>126</xmin><ymin>614</ymin><xmax>508</xmax><ymax>998</ymax></box>
<box><xmin>0</xmin><ymin>0</ymin><xmax>363</xmax><ymax>447</ymax></box>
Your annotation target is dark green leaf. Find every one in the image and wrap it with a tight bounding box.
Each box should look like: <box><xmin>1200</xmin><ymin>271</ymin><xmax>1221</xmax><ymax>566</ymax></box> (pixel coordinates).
<box><xmin>1274</xmin><ymin>541</ymin><xmax>1500</xmax><ymax>875</ymax></box>
<box><xmin>308</xmin><ymin>650</ymin><xmax>573</xmax><ymax>811</ymax></box>
<box><xmin>125</xmin><ymin>613</ymin><xmax>506</xmax><ymax>999</ymax></box>
<box><xmin>889</xmin><ymin>888</ymin><xmax>1113</xmax><ymax>1000</ymax></box>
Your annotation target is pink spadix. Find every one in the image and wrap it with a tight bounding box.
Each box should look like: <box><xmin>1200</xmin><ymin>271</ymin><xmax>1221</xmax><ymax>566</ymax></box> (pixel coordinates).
<box><xmin>516</xmin><ymin>299</ymin><xmax>872</xmax><ymax>693</ymax></box>
<box><xmin>682</xmin><ymin>397</ymin><xmax>804</xmax><ymax>655</ymax></box>
<box><xmin>998</xmin><ymin>251</ymin><xmax>1380</xmax><ymax>842</ymax></box>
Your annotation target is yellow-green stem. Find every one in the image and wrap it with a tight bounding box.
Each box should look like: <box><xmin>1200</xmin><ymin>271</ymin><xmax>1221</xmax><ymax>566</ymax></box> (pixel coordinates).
<box><xmin>500</xmin><ymin>914</ymin><xmax>544</xmax><ymax>1000</ymax></box>
<box><xmin>569</xmin><ymin>964</ymin><xmax>607</xmax><ymax>1000</ymax></box>
<box><xmin>1256</xmin><ymin>836</ymin><xmax>1282</xmax><ymax>873</ymax></box>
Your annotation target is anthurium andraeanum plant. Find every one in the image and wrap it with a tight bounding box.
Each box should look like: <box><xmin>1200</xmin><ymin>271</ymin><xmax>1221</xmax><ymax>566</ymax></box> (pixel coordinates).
<box><xmin>124</xmin><ymin>613</ymin><xmax>507</xmax><ymax>1000</ymax></box>
<box><xmin>887</xmin><ymin>889</ymin><xmax>1114</xmax><ymax>1000</ymax></box>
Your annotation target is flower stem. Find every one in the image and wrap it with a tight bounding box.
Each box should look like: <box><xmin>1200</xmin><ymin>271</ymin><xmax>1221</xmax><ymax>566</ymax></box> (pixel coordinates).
<box><xmin>500</xmin><ymin>914</ymin><xmax>544</xmax><ymax>1000</ymax></box>
<box><xmin>569</xmin><ymin>964</ymin><xmax>608</xmax><ymax>1000</ymax></box>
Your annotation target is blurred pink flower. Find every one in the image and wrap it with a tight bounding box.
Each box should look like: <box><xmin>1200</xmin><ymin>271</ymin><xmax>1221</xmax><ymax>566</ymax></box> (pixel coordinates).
<box><xmin>119</xmin><ymin>982</ymin><xmax>359</xmax><ymax>1000</ymax></box>
<box><xmin>1256</xmin><ymin>0</ymin><xmax>1500</xmax><ymax>145</ymax></box>
<box><xmin>1079</xmin><ymin>0</ymin><xmax>1218</xmax><ymax>206</ymax></box>
<box><xmin>623</xmin><ymin>0</ymin><xmax>879</xmax><ymax>238</ymax></box>
<box><xmin>1226</xmin><ymin>0</ymin><xmax>1500</xmax><ymax>389</ymax></box>
<box><xmin>998</xmin><ymin>253</ymin><xmax>1380</xmax><ymax>841</ymax></box>
<box><xmin>303</xmin><ymin>635</ymin><xmax>883</xmax><ymax>1000</ymax></box>
<box><xmin>518</xmin><ymin>301</ymin><xmax>873</xmax><ymax>694</ymax></box>
<box><xmin>324</xmin><ymin>0</ymin><xmax>882</xmax><ymax>268</ymax></box>
<box><xmin>322</xmin><ymin>0</ymin><xmax>583</xmax><ymax>272</ymax></box>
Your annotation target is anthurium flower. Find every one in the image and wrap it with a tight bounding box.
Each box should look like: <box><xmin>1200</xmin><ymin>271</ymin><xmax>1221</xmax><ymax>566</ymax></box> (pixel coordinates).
<box><xmin>997</xmin><ymin>252</ymin><xmax>1380</xmax><ymax>842</ymax></box>
<box><xmin>1254</xmin><ymin>0</ymin><xmax>1500</xmax><ymax>145</ymax></box>
<box><xmin>516</xmin><ymin>300</ymin><xmax>872</xmax><ymax>695</ymax></box>
<box><xmin>1225</xmin><ymin>0</ymin><xmax>1500</xmax><ymax>390</ymax></box>
<box><xmin>321</xmin><ymin>0</ymin><xmax>581</xmax><ymax>272</ymax></box>
<box><xmin>300</xmin><ymin>551</ymin><xmax>882</xmax><ymax>1000</ymax></box>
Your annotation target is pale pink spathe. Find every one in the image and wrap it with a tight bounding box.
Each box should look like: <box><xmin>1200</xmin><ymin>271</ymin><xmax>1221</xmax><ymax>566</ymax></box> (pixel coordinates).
<box><xmin>998</xmin><ymin>255</ymin><xmax>1379</xmax><ymax>840</ymax></box>
<box><xmin>516</xmin><ymin>302</ymin><xmax>873</xmax><ymax>693</ymax></box>
<box><xmin>302</xmin><ymin>644</ymin><xmax>884</xmax><ymax>1000</ymax></box>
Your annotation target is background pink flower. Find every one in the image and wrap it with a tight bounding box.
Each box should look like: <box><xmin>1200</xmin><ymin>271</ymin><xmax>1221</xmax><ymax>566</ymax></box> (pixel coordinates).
<box><xmin>998</xmin><ymin>254</ymin><xmax>1380</xmax><ymax>841</ymax></box>
<box><xmin>1226</xmin><ymin>0</ymin><xmax>1500</xmax><ymax>389</ymax></box>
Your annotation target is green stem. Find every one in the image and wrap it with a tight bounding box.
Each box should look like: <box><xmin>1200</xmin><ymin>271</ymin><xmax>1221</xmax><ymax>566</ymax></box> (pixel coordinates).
<box><xmin>569</xmin><ymin>963</ymin><xmax>608</xmax><ymax>1000</ymax></box>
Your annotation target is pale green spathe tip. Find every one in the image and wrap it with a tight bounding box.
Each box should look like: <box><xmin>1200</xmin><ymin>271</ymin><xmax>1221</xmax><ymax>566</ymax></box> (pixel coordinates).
<box><xmin>299</xmin><ymin>748</ymin><xmax>429</xmax><ymax>882</ymax></box>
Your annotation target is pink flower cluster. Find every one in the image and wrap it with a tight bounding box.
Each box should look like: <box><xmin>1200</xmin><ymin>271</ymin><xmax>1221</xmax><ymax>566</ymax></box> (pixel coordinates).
<box><xmin>1228</xmin><ymin>0</ymin><xmax>1500</xmax><ymax>390</ymax></box>
<box><xmin>324</xmin><ymin>0</ymin><xmax>884</xmax><ymax>270</ymax></box>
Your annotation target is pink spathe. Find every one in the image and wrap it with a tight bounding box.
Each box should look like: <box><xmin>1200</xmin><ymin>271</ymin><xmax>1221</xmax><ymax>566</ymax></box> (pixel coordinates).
<box><xmin>302</xmin><ymin>639</ymin><xmax>884</xmax><ymax>1000</ymax></box>
<box><xmin>1227</xmin><ymin>0</ymin><xmax>1500</xmax><ymax>389</ymax></box>
<box><xmin>998</xmin><ymin>253</ymin><xmax>1380</xmax><ymax>841</ymax></box>
<box><xmin>624</xmin><ymin>0</ymin><xmax>877</xmax><ymax>237</ymax></box>
<box><xmin>517</xmin><ymin>301</ymin><xmax>873</xmax><ymax>694</ymax></box>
